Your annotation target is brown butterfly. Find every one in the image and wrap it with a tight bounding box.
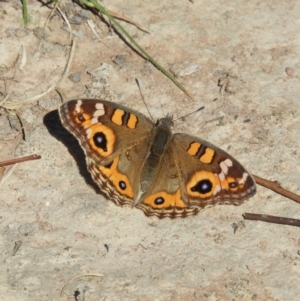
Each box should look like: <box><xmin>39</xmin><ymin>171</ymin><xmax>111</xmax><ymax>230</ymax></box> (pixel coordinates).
<box><xmin>59</xmin><ymin>99</ymin><xmax>256</xmax><ymax>218</ymax></box>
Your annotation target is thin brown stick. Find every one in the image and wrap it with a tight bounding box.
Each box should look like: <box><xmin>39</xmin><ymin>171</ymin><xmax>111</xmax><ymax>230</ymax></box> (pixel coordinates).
<box><xmin>243</xmin><ymin>213</ymin><xmax>300</xmax><ymax>227</ymax></box>
<box><xmin>0</xmin><ymin>154</ymin><xmax>41</xmax><ymax>167</ymax></box>
<box><xmin>252</xmin><ymin>174</ymin><xmax>300</xmax><ymax>204</ymax></box>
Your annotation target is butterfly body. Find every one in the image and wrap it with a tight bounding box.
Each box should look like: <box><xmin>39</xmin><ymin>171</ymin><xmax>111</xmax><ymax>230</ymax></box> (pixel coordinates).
<box><xmin>59</xmin><ymin>99</ymin><xmax>256</xmax><ymax>218</ymax></box>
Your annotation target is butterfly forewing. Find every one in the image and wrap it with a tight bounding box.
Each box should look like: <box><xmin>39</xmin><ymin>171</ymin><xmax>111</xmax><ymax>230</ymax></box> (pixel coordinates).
<box><xmin>59</xmin><ymin>99</ymin><xmax>154</xmax><ymax>165</ymax></box>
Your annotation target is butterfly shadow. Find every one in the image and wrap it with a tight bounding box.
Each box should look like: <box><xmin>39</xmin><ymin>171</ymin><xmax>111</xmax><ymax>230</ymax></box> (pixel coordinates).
<box><xmin>43</xmin><ymin>109</ymin><xmax>101</xmax><ymax>194</ymax></box>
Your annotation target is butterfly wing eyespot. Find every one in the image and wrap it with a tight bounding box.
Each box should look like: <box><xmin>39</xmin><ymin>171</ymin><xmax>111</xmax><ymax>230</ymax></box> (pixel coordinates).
<box><xmin>187</xmin><ymin>171</ymin><xmax>216</xmax><ymax>198</ymax></box>
<box><xmin>191</xmin><ymin>179</ymin><xmax>213</xmax><ymax>194</ymax></box>
<box><xmin>86</xmin><ymin>124</ymin><xmax>116</xmax><ymax>157</ymax></box>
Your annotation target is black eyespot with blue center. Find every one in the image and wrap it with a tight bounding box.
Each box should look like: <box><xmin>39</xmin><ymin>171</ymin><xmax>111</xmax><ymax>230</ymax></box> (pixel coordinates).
<box><xmin>93</xmin><ymin>132</ymin><xmax>107</xmax><ymax>151</ymax></box>
<box><xmin>191</xmin><ymin>179</ymin><xmax>212</xmax><ymax>194</ymax></box>
<box><xmin>229</xmin><ymin>182</ymin><xmax>238</xmax><ymax>188</ymax></box>
<box><xmin>154</xmin><ymin>197</ymin><xmax>165</xmax><ymax>205</ymax></box>
<box><xmin>119</xmin><ymin>181</ymin><xmax>126</xmax><ymax>190</ymax></box>
<box><xmin>78</xmin><ymin>114</ymin><xmax>85</xmax><ymax>122</ymax></box>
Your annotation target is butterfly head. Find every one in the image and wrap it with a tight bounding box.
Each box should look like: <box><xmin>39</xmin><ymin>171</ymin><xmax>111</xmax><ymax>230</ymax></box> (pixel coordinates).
<box><xmin>156</xmin><ymin>114</ymin><xmax>174</xmax><ymax>129</ymax></box>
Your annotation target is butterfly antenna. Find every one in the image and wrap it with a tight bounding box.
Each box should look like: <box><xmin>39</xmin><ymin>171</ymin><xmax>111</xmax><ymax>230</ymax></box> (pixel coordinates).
<box><xmin>135</xmin><ymin>78</ymin><xmax>155</xmax><ymax>122</ymax></box>
<box><xmin>173</xmin><ymin>106</ymin><xmax>205</xmax><ymax>122</ymax></box>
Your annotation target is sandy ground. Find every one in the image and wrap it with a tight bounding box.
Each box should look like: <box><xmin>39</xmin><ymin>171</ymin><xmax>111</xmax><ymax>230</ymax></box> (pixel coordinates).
<box><xmin>1</xmin><ymin>1</ymin><xmax>300</xmax><ymax>300</ymax></box>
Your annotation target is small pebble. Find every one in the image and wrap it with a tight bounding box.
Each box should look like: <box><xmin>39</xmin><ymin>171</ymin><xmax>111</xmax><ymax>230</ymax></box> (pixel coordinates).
<box><xmin>68</xmin><ymin>72</ymin><xmax>81</xmax><ymax>83</ymax></box>
<box><xmin>33</xmin><ymin>27</ymin><xmax>45</xmax><ymax>40</ymax></box>
<box><xmin>170</xmin><ymin>63</ymin><xmax>202</xmax><ymax>77</ymax></box>
<box><xmin>79</xmin><ymin>9</ymin><xmax>93</xmax><ymax>19</ymax></box>
<box><xmin>18</xmin><ymin>223</ymin><xmax>39</xmax><ymax>235</ymax></box>
<box><xmin>285</xmin><ymin>67</ymin><xmax>294</xmax><ymax>77</ymax></box>
<box><xmin>18</xmin><ymin>196</ymin><xmax>26</xmax><ymax>202</ymax></box>
<box><xmin>112</xmin><ymin>55</ymin><xmax>127</xmax><ymax>65</ymax></box>
<box><xmin>68</xmin><ymin>15</ymin><xmax>86</xmax><ymax>25</ymax></box>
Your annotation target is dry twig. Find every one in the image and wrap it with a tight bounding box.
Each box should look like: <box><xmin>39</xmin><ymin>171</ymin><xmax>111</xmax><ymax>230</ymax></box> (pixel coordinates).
<box><xmin>0</xmin><ymin>155</ymin><xmax>41</xmax><ymax>184</ymax></box>
<box><xmin>243</xmin><ymin>213</ymin><xmax>300</xmax><ymax>227</ymax></box>
<box><xmin>0</xmin><ymin>154</ymin><xmax>41</xmax><ymax>167</ymax></box>
<box><xmin>253</xmin><ymin>174</ymin><xmax>300</xmax><ymax>204</ymax></box>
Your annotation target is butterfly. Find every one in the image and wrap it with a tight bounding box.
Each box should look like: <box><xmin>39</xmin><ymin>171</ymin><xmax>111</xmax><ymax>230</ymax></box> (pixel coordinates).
<box><xmin>59</xmin><ymin>99</ymin><xmax>256</xmax><ymax>218</ymax></box>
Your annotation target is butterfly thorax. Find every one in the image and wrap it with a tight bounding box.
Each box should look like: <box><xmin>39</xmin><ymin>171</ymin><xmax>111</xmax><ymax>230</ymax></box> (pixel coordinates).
<box><xmin>151</xmin><ymin>115</ymin><xmax>173</xmax><ymax>156</ymax></box>
<box><xmin>140</xmin><ymin>116</ymin><xmax>174</xmax><ymax>192</ymax></box>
